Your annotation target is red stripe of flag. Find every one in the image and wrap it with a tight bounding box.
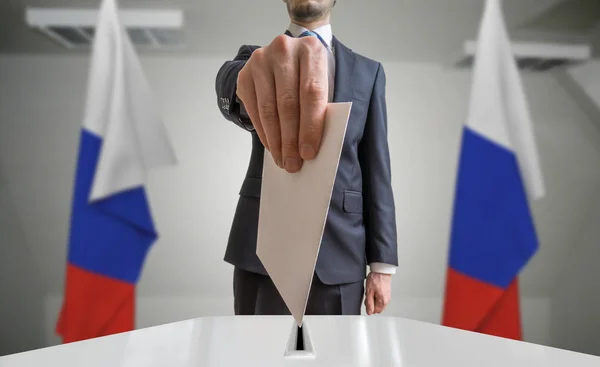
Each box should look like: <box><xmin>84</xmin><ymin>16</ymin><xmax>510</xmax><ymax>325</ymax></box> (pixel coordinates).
<box><xmin>442</xmin><ymin>268</ymin><xmax>522</xmax><ymax>340</ymax></box>
<box><xmin>56</xmin><ymin>265</ymin><xmax>135</xmax><ymax>343</ymax></box>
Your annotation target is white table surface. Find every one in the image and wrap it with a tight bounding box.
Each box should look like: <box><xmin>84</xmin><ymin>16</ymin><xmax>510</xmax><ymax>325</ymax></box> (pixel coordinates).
<box><xmin>1</xmin><ymin>316</ymin><xmax>599</xmax><ymax>367</ymax></box>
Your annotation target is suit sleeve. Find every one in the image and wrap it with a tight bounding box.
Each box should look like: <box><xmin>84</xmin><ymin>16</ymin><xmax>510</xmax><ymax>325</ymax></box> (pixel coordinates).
<box><xmin>359</xmin><ymin>62</ymin><xmax>399</xmax><ymax>267</ymax></box>
<box><xmin>215</xmin><ymin>45</ymin><xmax>260</xmax><ymax>131</ymax></box>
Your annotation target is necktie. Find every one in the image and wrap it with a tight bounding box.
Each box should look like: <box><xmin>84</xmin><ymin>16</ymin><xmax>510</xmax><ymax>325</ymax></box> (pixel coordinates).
<box><xmin>284</xmin><ymin>29</ymin><xmax>328</xmax><ymax>49</ymax></box>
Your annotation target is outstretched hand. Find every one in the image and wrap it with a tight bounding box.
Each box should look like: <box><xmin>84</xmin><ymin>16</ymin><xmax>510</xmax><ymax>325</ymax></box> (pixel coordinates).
<box><xmin>236</xmin><ymin>34</ymin><xmax>329</xmax><ymax>173</ymax></box>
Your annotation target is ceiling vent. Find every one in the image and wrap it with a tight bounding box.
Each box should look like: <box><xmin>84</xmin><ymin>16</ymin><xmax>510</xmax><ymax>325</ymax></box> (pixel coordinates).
<box><xmin>452</xmin><ymin>40</ymin><xmax>592</xmax><ymax>72</ymax></box>
<box><xmin>25</xmin><ymin>7</ymin><xmax>184</xmax><ymax>50</ymax></box>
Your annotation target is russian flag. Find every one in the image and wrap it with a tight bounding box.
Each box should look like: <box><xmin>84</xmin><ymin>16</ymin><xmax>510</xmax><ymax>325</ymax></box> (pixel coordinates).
<box><xmin>55</xmin><ymin>0</ymin><xmax>176</xmax><ymax>343</ymax></box>
<box><xmin>442</xmin><ymin>0</ymin><xmax>546</xmax><ymax>340</ymax></box>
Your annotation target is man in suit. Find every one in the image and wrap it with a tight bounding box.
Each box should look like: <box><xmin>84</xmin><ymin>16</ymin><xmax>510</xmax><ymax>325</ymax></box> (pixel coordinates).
<box><xmin>215</xmin><ymin>0</ymin><xmax>398</xmax><ymax>316</ymax></box>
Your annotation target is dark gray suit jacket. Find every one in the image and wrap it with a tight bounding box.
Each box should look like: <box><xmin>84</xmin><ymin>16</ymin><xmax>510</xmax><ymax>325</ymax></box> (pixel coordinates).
<box><xmin>215</xmin><ymin>36</ymin><xmax>398</xmax><ymax>285</ymax></box>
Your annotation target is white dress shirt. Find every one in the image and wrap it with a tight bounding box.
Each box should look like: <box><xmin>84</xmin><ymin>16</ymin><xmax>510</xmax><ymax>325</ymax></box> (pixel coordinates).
<box><xmin>286</xmin><ymin>23</ymin><xmax>397</xmax><ymax>276</ymax></box>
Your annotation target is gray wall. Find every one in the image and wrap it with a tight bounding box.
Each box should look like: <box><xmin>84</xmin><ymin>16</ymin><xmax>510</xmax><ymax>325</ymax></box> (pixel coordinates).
<box><xmin>0</xmin><ymin>166</ymin><xmax>45</xmax><ymax>355</ymax></box>
<box><xmin>549</xmin><ymin>187</ymin><xmax>600</xmax><ymax>356</ymax></box>
<box><xmin>548</xmin><ymin>61</ymin><xmax>600</xmax><ymax>356</ymax></box>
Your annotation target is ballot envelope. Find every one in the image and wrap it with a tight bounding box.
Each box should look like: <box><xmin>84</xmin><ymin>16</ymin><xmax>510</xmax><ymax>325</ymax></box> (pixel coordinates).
<box><xmin>256</xmin><ymin>102</ymin><xmax>353</xmax><ymax>327</ymax></box>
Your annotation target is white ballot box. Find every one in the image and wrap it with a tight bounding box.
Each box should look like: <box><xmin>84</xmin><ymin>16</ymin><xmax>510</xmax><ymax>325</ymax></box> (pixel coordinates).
<box><xmin>1</xmin><ymin>316</ymin><xmax>599</xmax><ymax>367</ymax></box>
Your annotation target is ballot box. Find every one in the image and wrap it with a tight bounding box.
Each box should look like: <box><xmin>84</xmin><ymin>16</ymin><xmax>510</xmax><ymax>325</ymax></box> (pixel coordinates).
<box><xmin>1</xmin><ymin>316</ymin><xmax>599</xmax><ymax>367</ymax></box>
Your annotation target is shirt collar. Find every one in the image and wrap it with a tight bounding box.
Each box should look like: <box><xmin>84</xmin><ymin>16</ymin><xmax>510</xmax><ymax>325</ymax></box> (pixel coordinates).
<box><xmin>287</xmin><ymin>22</ymin><xmax>333</xmax><ymax>49</ymax></box>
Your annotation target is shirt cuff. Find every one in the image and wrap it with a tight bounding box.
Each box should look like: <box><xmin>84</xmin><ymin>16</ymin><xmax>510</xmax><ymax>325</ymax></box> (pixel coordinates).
<box><xmin>369</xmin><ymin>263</ymin><xmax>397</xmax><ymax>275</ymax></box>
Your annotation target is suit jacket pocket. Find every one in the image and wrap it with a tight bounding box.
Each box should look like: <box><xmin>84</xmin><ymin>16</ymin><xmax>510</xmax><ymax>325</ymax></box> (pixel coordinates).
<box><xmin>343</xmin><ymin>191</ymin><xmax>363</xmax><ymax>213</ymax></box>
<box><xmin>239</xmin><ymin>177</ymin><xmax>262</xmax><ymax>198</ymax></box>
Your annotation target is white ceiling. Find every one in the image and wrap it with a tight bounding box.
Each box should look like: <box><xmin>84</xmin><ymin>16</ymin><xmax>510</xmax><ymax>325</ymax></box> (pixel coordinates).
<box><xmin>1</xmin><ymin>0</ymin><xmax>600</xmax><ymax>62</ymax></box>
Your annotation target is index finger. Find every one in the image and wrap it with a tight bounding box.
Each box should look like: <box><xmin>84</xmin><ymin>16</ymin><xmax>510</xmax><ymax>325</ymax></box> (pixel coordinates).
<box><xmin>364</xmin><ymin>288</ymin><xmax>375</xmax><ymax>315</ymax></box>
<box><xmin>298</xmin><ymin>40</ymin><xmax>328</xmax><ymax>160</ymax></box>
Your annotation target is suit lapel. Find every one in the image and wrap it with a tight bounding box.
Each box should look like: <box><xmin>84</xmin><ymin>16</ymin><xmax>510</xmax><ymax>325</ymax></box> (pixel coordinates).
<box><xmin>332</xmin><ymin>36</ymin><xmax>357</xmax><ymax>103</ymax></box>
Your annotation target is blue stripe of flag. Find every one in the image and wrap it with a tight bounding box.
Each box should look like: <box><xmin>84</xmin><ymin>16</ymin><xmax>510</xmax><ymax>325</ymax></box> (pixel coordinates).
<box><xmin>67</xmin><ymin>129</ymin><xmax>157</xmax><ymax>284</ymax></box>
<box><xmin>449</xmin><ymin>127</ymin><xmax>539</xmax><ymax>289</ymax></box>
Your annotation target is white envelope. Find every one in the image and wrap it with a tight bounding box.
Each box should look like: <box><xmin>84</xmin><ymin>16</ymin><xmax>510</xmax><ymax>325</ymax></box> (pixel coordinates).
<box><xmin>256</xmin><ymin>102</ymin><xmax>352</xmax><ymax>326</ymax></box>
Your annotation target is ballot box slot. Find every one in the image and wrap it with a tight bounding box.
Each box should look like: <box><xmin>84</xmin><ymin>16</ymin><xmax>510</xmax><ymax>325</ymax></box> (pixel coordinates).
<box><xmin>284</xmin><ymin>321</ymin><xmax>315</xmax><ymax>359</ymax></box>
<box><xmin>296</xmin><ymin>326</ymin><xmax>305</xmax><ymax>350</ymax></box>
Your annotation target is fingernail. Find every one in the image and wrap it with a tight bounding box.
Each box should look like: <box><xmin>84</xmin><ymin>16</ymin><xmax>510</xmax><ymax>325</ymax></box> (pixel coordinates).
<box><xmin>300</xmin><ymin>144</ymin><xmax>316</xmax><ymax>159</ymax></box>
<box><xmin>284</xmin><ymin>157</ymin><xmax>301</xmax><ymax>172</ymax></box>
